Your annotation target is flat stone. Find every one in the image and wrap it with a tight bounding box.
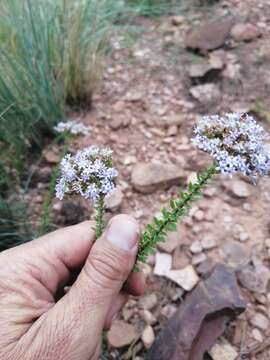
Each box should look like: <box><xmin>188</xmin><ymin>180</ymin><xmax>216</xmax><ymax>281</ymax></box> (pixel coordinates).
<box><xmin>185</xmin><ymin>18</ymin><xmax>234</xmax><ymax>53</ymax></box>
<box><xmin>131</xmin><ymin>162</ymin><xmax>185</xmax><ymax>194</ymax></box>
<box><xmin>201</xmin><ymin>236</ymin><xmax>217</xmax><ymax>250</ymax></box>
<box><xmin>250</xmin><ymin>313</ymin><xmax>269</xmax><ymax>331</ymax></box>
<box><xmin>190</xmin><ymin>84</ymin><xmax>221</xmax><ymax>104</ymax></box>
<box><xmin>138</xmin><ymin>293</ymin><xmax>158</xmax><ymax>310</ymax></box>
<box><xmin>141</xmin><ymin>325</ymin><xmax>155</xmax><ymax>349</ymax></box>
<box><xmin>165</xmin><ymin>265</ymin><xmax>199</xmax><ymax>291</ymax></box>
<box><xmin>229</xmin><ymin>179</ymin><xmax>253</xmax><ymax>198</ymax></box>
<box><xmin>231</xmin><ymin>23</ymin><xmax>261</xmax><ymax>42</ymax></box>
<box><xmin>190</xmin><ymin>240</ymin><xmax>203</xmax><ymax>254</ymax></box>
<box><xmin>107</xmin><ymin>320</ymin><xmax>138</xmax><ymax>348</ymax></box>
<box><xmin>209</xmin><ymin>338</ymin><xmax>238</xmax><ymax>360</ymax></box>
<box><xmin>148</xmin><ymin>264</ymin><xmax>246</xmax><ymax>360</ymax></box>
<box><xmin>220</xmin><ymin>241</ymin><xmax>250</xmax><ymax>268</ymax></box>
<box><xmin>157</xmin><ymin>232</ymin><xmax>179</xmax><ymax>253</ymax></box>
<box><xmin>105</xmin><ymin>188</ymin><xmax>123</xmax><ymax>212</ymax></box>
<box><xmin>154</xmin><ymin>252</ymin><xmax>172</xmax><ymax>276</ymax></box>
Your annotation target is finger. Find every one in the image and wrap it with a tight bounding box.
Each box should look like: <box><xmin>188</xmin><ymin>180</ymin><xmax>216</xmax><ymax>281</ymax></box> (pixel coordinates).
<box><xmin>104</xmin><ymin>292</ymin><xmax>128</xmax><ymax>329</ymax></box>
<box><xmin>124</xmin><ymin>271</ymin><xmax>145</xmax><ymax>296</ymax></box>
<box><xmin>0</xmin><ymin>221</ymin><xmax>96</xmax><ymax>296</ymax></box>
<box><xmin>42</xmin><ymin>214</ymin><xmax>139</xmax><ymax>358</ymax></box>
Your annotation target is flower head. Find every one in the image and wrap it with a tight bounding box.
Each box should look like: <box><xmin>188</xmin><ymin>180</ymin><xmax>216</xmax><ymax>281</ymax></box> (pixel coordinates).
<box><xmin>192</xmin><ymin>113</ymin><xmax>270</xmax><ymax>181</ymax></box>
<box><xmin>55</xmin><ymin>146</ymin><xmax>117</xmax><ymax>202</ymax></box>
<box><xmin>54</xmin><ymin>120</ymin><xmax>90</xmax><ymax>136</ymax></box>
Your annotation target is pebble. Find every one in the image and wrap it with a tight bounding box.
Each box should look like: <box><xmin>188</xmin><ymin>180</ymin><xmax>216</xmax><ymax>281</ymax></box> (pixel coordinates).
<box><xmin>239</xmin><ymin>232</ymin><xmax>249</xmax><ymax>242</ymax></box>
<box><xmin>230</xmin><ymin>23</ymin><xmax>261</xmax><ymax>42</ymax></box>
<box><xmin>219</xmin><ymin>241</ymin><xmax>250</xmax><ymax>268</ymax></box>
<box><xmin>167</xmin><ymin>125</ymin><xmax>178</xmax><ymax>136</ymax></box>
<box><xmin>265</xmin><ymin>238</ymin><xmax>270</xmax><ymax>248</ymax></box>
<box><xmin>190</xmin><ymin>240</ymin><xmax>203</xmax><ymax>254</ymax></box>
<box><xmin>196</xmin><ymin>259</ymin><xmax>215</xmax><ymax>276</ymax></box>
<box><xmin>250</xmin><ymin>313</ymin><xmax>269</xmax><ymax>331</ymax></box>
<box><xmin>252</xmin><ymin>328</ymin><xmax>264</xmax><ymax>342</ymax></box>
<box><xmin>138</xmin><ymin>293</ymin><xmax>158</xmax><ymax>311</ymax></box>
<box><xmin>109</xmin><ymin>118</ymin><xmax>123</xmax><ymax>130</ymax></box>
<box><xmin>192</xmin><ymin>253</ymin><xmax>207</xmax><ymax>266</ymax></box>
<box><xmin>141</xmin><ymin>325</ymin><xmax>155</xmax><ymax>349</ymax></box>
<box><xmin>237</xmin><ymin>260</ymin><xmax>270</xmax><ymax>294</ymax></box>
<box><xmin>193</xmin><ymin>210</ymin><xmax>204</xmax><ymax>221</ymax></box>
<box><xmin>190</xmin><ymin>84</ymin><xmax>221</xmax><ymax>104</ymax></box>
<box><xmin>107</xmin><ymin>320</ymin><xmax>138</xmax><ymax>348</ymax></box>
<box><xmin>105</xmin><ymin>188</ymin><xmax>123</xmax><ymax>212</ymax></box>
<box><xmin>140</xmin><ymin>310</ymin><xmax>157</xmax><ymax>326</ymax></box>
<box><xmin>160</xmin><ymin>304</ymin><xmax>178</xmax><ymax>318</ymax></box>
<box><xmin>157</xmin><ymin>232</ymin><xmax>179</xmax><ymax>253</ymax></box>
<box><xmin>209</xmin><ymin>337</ymin><xmax>238</xmax><ymax>360</ymax></box>
<box><xmin>201</xmin><ymin>236</ymin><xmax>217</xmax><ymax>250</ymax></box>
<box><xmin>154</xmin><ymin>252</ymin><xmax>172</xmax><ymax>276</ymax></box>
<box><xmin>229</xmin><ymin>179</ymin><xmax>253</xmax><ymax>198</ymax></box>
<box><xmin>165</xmin><ymin>265</ymin><xmax>199</xmax><ymax>291</ymax></box>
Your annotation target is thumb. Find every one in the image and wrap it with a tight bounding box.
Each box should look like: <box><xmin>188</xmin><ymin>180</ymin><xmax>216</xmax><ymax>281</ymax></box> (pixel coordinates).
<box><xmin>46</xmin><ymin>214</ymin><xmax>139</xmax><ymax>357</ymax></box>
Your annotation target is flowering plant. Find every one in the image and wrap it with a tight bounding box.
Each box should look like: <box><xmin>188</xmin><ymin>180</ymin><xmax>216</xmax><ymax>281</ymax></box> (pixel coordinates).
<box><xmin>55</xmin><ymin>113</ymin><xmax>270</xmax><ymax>268</ymax></box>
<box><xmin>56</xmin><ymin>146</ymin><xmax>117</xmax><ymax>237</ymax></box>
<box><xmin>54</xmin><ymin>120</ymin><xmax>91</xmax><ymax>136</ymax></box>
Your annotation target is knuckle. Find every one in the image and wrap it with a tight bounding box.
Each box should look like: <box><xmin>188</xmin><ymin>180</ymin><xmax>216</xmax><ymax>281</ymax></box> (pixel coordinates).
<box><xmin>86</xmin><ymin>247</ymin><xmax>132</xmax><ymax>287</ymax></box>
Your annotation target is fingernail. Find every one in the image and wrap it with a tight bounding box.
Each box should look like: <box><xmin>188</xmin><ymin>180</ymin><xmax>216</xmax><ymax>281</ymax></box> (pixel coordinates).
<box><xmin>107</xmin><ymin>216</ymin><xmax>139</xmax><ymax>251</ymax></box>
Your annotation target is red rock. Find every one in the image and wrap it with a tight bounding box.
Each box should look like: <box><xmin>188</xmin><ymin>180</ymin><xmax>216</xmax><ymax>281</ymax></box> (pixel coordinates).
<box><xmin>131</xmin><ymin>162</ymin><xmax>185</xmax><ymax>194</ymax></box>
<box><xmin>185</xmin><ymin>18</ymin><xmax>234</xmax><ymax>53</ymax></box>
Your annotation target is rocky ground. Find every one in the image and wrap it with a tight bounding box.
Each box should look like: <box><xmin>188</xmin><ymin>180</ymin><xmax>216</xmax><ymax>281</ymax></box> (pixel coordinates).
<box><xmin>28</xmin><ymin>0</ymin><xmax>270</xmax><ymax>359</ymax></box>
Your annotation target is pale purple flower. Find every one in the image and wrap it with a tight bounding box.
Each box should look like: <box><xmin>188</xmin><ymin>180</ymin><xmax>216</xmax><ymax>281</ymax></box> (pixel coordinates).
<box><xmin>54</xmin><ymin>120</ymin><xmax>91</xmax><ymax>136</ymax></box>
<box><xmin>55</xmin><ymin>146</ymin><xmax>117</xmax><ymax>202</ymax></box>
<box><xmin>192</xmin><ymin>113</ymin><xmax>270</xmax><ymax>181</ymax></box>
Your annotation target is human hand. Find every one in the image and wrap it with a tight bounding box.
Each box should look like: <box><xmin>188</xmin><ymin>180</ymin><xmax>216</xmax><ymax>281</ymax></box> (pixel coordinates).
<box><xmin>0</xmin><ymin>214</ymin><xmax>144</xmax><ymax>360</ymax></box>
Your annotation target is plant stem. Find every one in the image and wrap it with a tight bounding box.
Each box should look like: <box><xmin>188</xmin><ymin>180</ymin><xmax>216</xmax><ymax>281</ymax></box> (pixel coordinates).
<box><xmin>95</xmin><ymin>195</ymin><xmax>105</xmax><ymax>238</ymax></box>
<box><xmin>136</xmin><ymin>163</ymin><xmax>218</xmax><ymax>267</ymax></box>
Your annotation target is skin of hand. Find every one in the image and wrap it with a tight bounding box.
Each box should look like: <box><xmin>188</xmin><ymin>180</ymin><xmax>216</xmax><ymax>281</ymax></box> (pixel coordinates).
<box><xmin>0</xmin><ymin>214</ymin><xmax>145</xmax><ymax>360</ymax></box>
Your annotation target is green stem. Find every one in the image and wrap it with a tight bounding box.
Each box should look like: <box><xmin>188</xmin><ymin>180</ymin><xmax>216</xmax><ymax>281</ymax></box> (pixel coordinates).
<box><xmin>136</xmin><ymin>162</ymin><xmax>218</xmax><ymax>267</ymax></box>
<box><xmin>95</xmin><ymin>195</ymin><xmax>105</xmax><ymax>238</ymax></box>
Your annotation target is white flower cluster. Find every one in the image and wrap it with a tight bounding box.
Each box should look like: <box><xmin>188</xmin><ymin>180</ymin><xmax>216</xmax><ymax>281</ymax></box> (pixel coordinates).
<box><xmin>192</xmin><ymin>113</ymin><xmax>270</xmax><ymax>181</ymax></box>
<box><xmin>54</xmin><ymin>120</ymin><xmax>90</xmax><ymax>136</ymax></box>
<box><xmin>55</xmin><ymin>146</ymin><xmax>117</xmax><ymax>202</ymax></box>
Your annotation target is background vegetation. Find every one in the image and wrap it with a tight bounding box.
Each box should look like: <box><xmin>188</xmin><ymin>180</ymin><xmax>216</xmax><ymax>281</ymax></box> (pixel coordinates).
<box><xmin>0</xmin><ymin>0</ymin><xmax>179</xmax><ymax>248</ymax></box>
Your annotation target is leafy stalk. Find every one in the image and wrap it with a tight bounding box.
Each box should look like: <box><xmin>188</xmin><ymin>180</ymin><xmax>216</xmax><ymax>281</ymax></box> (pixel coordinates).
<box><xmin>95</xmin><ymin>195</ymin><xmax>106</xmax><ymax>238</ymax></box>
<box><xmin>136</xmin><ymin>162</ymin><xmax>218</xmax><ymax>267</ymax></box>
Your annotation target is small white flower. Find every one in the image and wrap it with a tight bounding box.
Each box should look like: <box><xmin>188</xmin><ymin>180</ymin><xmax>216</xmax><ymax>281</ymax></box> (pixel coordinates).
<box><xmin>55</xmin><ymin>146</ymin><xmax>117</xmax><ymax>202</ymax></box>
<box><xmin>54</xmin><ymin>120</ymin><xmax>91</xmax><ymax>136</ymax></box>
<box><xmin>192</xmin><ymin>113</ymin><xmax>270</xmax><ymax>181</ymax></box>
